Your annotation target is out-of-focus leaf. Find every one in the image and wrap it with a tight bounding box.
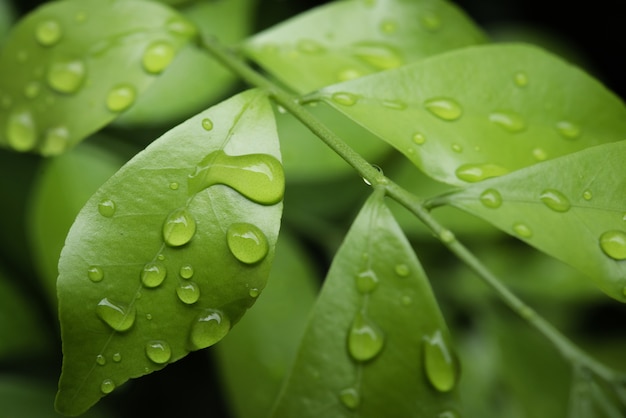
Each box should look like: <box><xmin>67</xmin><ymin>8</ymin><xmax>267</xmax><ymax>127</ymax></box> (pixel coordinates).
<box><xmin>0</xmin><ymin>0</ymin><xmax>15</xmax><ymax>40</ymax></box>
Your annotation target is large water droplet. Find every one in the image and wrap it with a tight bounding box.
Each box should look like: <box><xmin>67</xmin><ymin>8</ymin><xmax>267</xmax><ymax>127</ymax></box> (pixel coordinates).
<box><xmin>331</xmin><ymin>92</ymin><xmax>358</xmax><ymax>106</ymax></box>
<box><xmin>41</xmin><ymin>126</ymin><xmax>70</xmax><ymax>156</ymax></box>
<box><xmin>352</xmin><ymin>41</ymin><xmax>403</xmax><ymax>70</ymax></box>
<box><xmin>189</xmin><ymin>309</ymin><xmax>231</xmax><ymax>350</ymax></box>
<box><xmin>424</xmin><ymin>98</ymin><xmax>463</xmax><ymax>121</ymax></box>
<box><xmin>6</xmin><ymin>109</ymin><xmax>37</xmax><ymax>151</ymax></box>
<box><xmin>489</xmin><ymin>111</ymin><xmax>526</xmax><ymax>133</ymax></box>
<box><xmin>106</xmin><ymin>84</ymin><xmax>136</xmax><ymax>112</ymax></box>
<box><xmin>356</xmin><ymin>269</ymin><xmax>379</xmax><ymax>294</ymax></box>
<box><xmin>176</xmin><ymin>281</ymin><xmax>200</xmax><ymax>304</ymax></box>
<box><xmin>145</xmin><ymin>340</ymin><xmax>171</xmax><ymax>364</ymax></box>
<box><xmin>599</xmin><ymin>230</ymin><xmax>626</xmax><ymax>260</ymax></box>
<box><xmin>96</xmin><ymin>298</ymin><xmax>136</xmax><ymax>332</ymax></box>
<box><xmin>455</xmin><ymin>163</ymin><xmax>508</xmax><ymax>183</ymax></box>
<box><xmin>540</xmin><ymin>189</ymin><xmax>571</xmax><ymax>212</ymax></box>
<box><xmin>88</xmin><ymin>266</ymin><xmax>104</xmax><ymax>282</ymax></box>
<box><xmin>163</xmin><ymin>207</ymin><xmax>196</xmax><ymax>247</ymax></box>
<box><xmin>141</xmin><ymin>261</ymin><xmax>167</xmax><ymax>288</ymax></box>
<box><xmin>46</xmin><ymin>59</ymin><xmax>86</xmax><ymax>93</ymax></box>
<box><xmin>339</xmin><ymin>387</ymin><xmax>360</xmax><ymax>410</ymax></box>
<box><xmin>479</xmin><ymin>188</ymin><xmax>503</xmax><ymax>208</ymax></box>
<box><xmin>100</xmin><ymin>379</ymin><xmax>115</xmax><ymax>394</ymax></box>
<box><xmin>556</xmin><ymin>121</ymin><xmax>581</xmax><ymax>139</ymax></box>
<box><xmin>98</xmin><ymin>199</ymin><xmax>116</xmax><ymax>217</ymax></box>
<box><xmin>35</xmin><ymin>20</ymin><xmax>62</xmax><ymax>46</ymax></box>
<box><xmin>512</xmin><ymin>222</ymin><xmax>533</xmax><ymax>238</ymax></box>
<box><xmin>188</xmin><ymin>150</ymin><xmax>285</xmax><ymax>205</ymax></box>
<box><xmin>142</xmin><ymin>41</ymin><xmax>175</xmax><ymax>74</ymax></box>
<box><xmin>227</xmin><ymin>223</ymin><xmax>269</xmax><ymax>264</ymax></box>
<box><xmin>423</xmin><ymin>330</ymin><xmax>459</xmax><ymax>392</ymax></box>
<box><xmin>348</xmin><ymin>311</ymin><xmax>385</xmax><ymax>362</ymax></box>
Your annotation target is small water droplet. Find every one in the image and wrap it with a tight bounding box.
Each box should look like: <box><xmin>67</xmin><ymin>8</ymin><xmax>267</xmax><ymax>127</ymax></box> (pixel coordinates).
<box><xmin>356</xmin><ymin>269</ymin><xmax>379</xmax><ymax>294</ymax></box>
<box><xmin>96</xmin><ymin>298</ymin><xmax>135</xmax><ymax>332</ymax></box>
<box><xmin>112</xmin><ymin>352</ymin><xmax>122</xmax><ymax>362</ymax></box>
<box><xmin>394</xmin><ymin>264</ymin><xmax>410</xmax><ymax>277</ymax></box>
<box><xmin>339</xmin><ymin>387</ymin><xmax>360</xmax><ymax>410</ymax></box>
<box><xmin>540</xmin><ymin>189</ymin><xmax>571</xmax><ymax>212</ymax></box>
<box><xmin>513</xmin><ymin>71</ymin><xmax>528</xmax><ymax>87</ymax></box>
<box><xmin>100</xmin><ymin>379</ymin><xmax>115</xmax><ymax>394</ymax></box>
<box><xmin>479</xmin><ymin>188</ymin><xmax>502</xmax><ymax>208</ymax></box>
<box><xmin>424</xmin><ymin>98</ymin><xmax>462</xmax><ymax>121</ymax></box>
<box><xmin>227</xmin><ymin>223</ymin><xmax>269</xmax><ymax>264</ymax></box>
<box><xmin>556</xmin><ymin>121</ymin><xmax>581</xmax><ymax>139</ymax></box>
<box><xmin>512</xmin><ymin>222</ymin><xmax>533</xmax><ymax>238</ymax></box>
<box><xmin>352</xmin><ymin>41</ymin><xmax>403</xmax><ymax>70</ymax></box>
<box><xmin>423</xmin><ymin>330</ymin><xmax>459</xmax><ymax>392</ymax></box>
<box><xmin>331</xmin><ymin>92</ymin><xmax>358</xmax><ymax>106</ymax></box>
<box><xmin>337</xmin><ymin>68</ymin><xmax>362</xmax><ymax>81</ymax></box>
<box><xmin>145</xmin><ymin>340</ymin><xmax>171</xmax><ymax>364</ymax></box>
<box><xmin>98</xmin><ymin>199</ymin><xmax>116</xmax><ymax>217</ymax></box>
<box><xmin>489</xmin><ymin>111</ymin><xmax>526</xmax><ymax>133</ymax></box>
<box><xmin>163</xmin><ymin>207</ymin><xmax>196</xmax><ymax>247</ymax></box>
<box><xmin>455</xmin><ymin>163</ymin><xmax>508</xmax><ymax>183</ymax></box>
<box><xmin>451</xmin><ymin>143</ymin><xmax>463</xmax><ymax>153</ymax></box>
<box><xmin>401</xmin><ymin>295</ymin><xmax>413</xmax><ymax>305</ymax></box>
<box><xmin>23</xmin><ymin>81</ymin><xmax>41</xmax><ymax>99</ymax></box>
<box><xmin>146</xmin><ymin>313</ymin><xmax>152</xmax><ymax>320</ymax></box>
<box><xmin>88</xmin><ymin>266</ymin><xmax>104</xmax><ymax>282</ymax></box>
<box><xmin>189</xmin><ymin>309</ymin><xmax>231</xmax><ymax>350</ymax></box>
<box><xmin>249</xmin><ymin>288</ymin><xmax>260</xmax><ymax>298</ymax></box>
<box><xmin>35</xmin><ymin>20</ymin><xmax>62</xmax><ymax>46</ymax></box>
<box><xmin>106</xmin><ymin>84</ymin><xmax>136</xmax><ymax>112</ymax></box>
<box><xmin>179</xmin><ymin>264</ymin><xmax>194</xmax><ymax>279</ymax></box>
<box><xmin>201</xmin><ymin>117</ymin><xmax>213</xmax><ymax>131</ymax></box>
<box><xmin>6</xmin><ymin>109</ymin><xmax>37</xmax><ymax>151</ymax></box>
<box><xmin>420</xmin><ymin>11</ymin><xmax>443</xmax><ymax>31</ymax></box>
<box><xmin>176</xmin><ymin>281</ymin><xmax>200</xmax><ymax>304</ymax></box>
<box><xmin>380</xmin><ymin>19</ymin><xmax>398</xmax><ymax>34</ymax></box>
<box><xmin>296</xmin><ymin>39</ymin><xmax>325</xmax><ymax>54</ymax></box>
<box><xmin>46</xmin><ymin>59</ymin><xmax>86</xmax><ymax>94</ymax></box>
<box><xmin>96</xmin><ymin>354</ymin><xmax>106</xmax><ymax>366</ymax></box>
<box><xmin>439</xmin><ymin>229</ymin><xmax>455</xmax><ymax>243</ymax></box>
<box><xmin>348</xmin><ymin>311</ymin><xmax>384</xmax><ymax>362</ymax></box>
<box><xmin>142</xmin><ymin>41</ymin><xmax>175</xmax><ymax>74</ymax></box>
<box><xmin>583</xmin><ymin>190</ymin><xmax>593</xmax><ymax>201</ymax></box>
<box><xmin>532</xmin><ymin>147</ymin><xmax>548</xmax><ymax>161</ymax></box>
<box><xmin>141</xmin><ymin>261</ymin><xmax>167</xmax><ymax>288</ymax></box>
<box><xmin>40</xmin><ymin>126</ymin><xmax>70</xmax><ymax>156</ymax></box>
<box><xmin>169</xmin><ymin>182</ymin><xmax>179</xmax><ymax>190</ymax></box>
<box><xmin>599</xmin><ymin>230</ymin><xmax>626</xmax><ymax>260</ymax></box>
<box><xmin>412</xmin><ymin>132</ymin><xmax>426</xmax><ymax>145</ymax></box>
<box><xmin>381</xmin><ymin>99</ymin><xmax>407</xmax><ymax>110</ymax></box>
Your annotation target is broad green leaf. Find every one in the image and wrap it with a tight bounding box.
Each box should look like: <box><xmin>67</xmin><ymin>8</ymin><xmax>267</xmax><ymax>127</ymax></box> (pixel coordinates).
<box><xmin>244</xmin><ymin>0</ymin><xmax>486</xmax><ymax>93</ymax></box>
<box><xmin>214</xmin><ymin>230</ymin><xmax>319</xmax><ymax>418</ymax></box>
<box><xmin>271</xmin><ymin>191</ymin><xmax>460</xmax><ymax>417</ymax></box>
<box><xmin>55</xmin><ymin>89</ymin><xmax>285</xmax><ymax>416</ymax></box>
<box><xmin>0</xmin><ymin>0</ymin><xmax>197</xmax><ymax>155</ymax></box>
<box><xmin>315</xmin><ymin>43</ymin><xmax>626</xmax><ymax>186</ymax></box>
<box><xmin>444</xmin><ymin>140</ymin><xmax>626</xmax><ymax>302</ymax></box>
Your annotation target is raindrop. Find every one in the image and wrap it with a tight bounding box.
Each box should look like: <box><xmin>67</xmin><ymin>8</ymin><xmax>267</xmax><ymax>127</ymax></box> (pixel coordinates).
<box><xmin>532</xmin><ymin>147</ymin><xmax>548</xmax><ymax>161</ymax></box>
<box><xmin>227</xmin><ymin>223</ymin><xmax>269</xmax><ymax>264</ymax></box>
<box><xmin>35</xmin><ymin>20</ymin><xmax>62</xmax><ymax>47</ymax></box>
<box><xmin>451</xmin><ymin>143</ymin><xmax>463</xmax><ymax>153</ymax></box>
<box><xmin>339</xmin><ymin>387</ymin><xmax>360</xmax><ymax>410</ymax></box>
<box><xmin>201</xmin><ymin>117</ymin><xmax>213</xmax><ymax>131</ymax></box>
<box><xmin>513</xmin><ymin>71</ymin><xmax>529</xmax><ymax>87</ymax></box>
<box><xmin>112</xmin><ymin>352</ymin><xmax>122</xmax><ymax>363</ymax></box>
<box><xmin>455</xmin><ymin>163</ymin><xmax>508</xmax><ymax>183</ymax></box>
<box><xmin>394</xmin><ymin>263</ymin><xmax>410</xmax><ymax>277</ymax></box>
<box><xmin>249</xmin><ymin>288</ymin><xmax>260</xmax><ymax>298</ymax></box>
<box><xmin>176</xmin><ymin>281</ymin><xmax>200</xmax><ymax>304</ymax></box>
<box><xmin>512</xmin><ymin>222</ymin><xmax>533</xmax><ymax>238</ymax></box>
<box><xmin>356</xmin><ymin>269</ymin><xmax>379</xmax><ymax>294</ymax></box>
<box><xmin>352</xmin><ymin>41</ymin><xmax>404</xmax><ymax>70</ymax></box>
<box><xmin>420</xmin><ymin>11</ymin><xmax>443</xmax><ymax>31</ymax></box>
<box><xmin>348</xmin><ymin>311</ymin><xmax>385</xmax><ymax>362</ymax></box>
<box><xmin>489</xmin><ymin>111</ymin><xmax>526</xmax><ymax>133</ymax></box>
<box><xmin>96</xmin><ymin>354</ymin><xmax>106</xmax><ymax>366</ymax></box>
<box><xmin>424</xmin><ymin>98</ymin><xmax>463</xmax><ymax>121</ymax></box>
<box><xmin>6</xmin><ymin>109</ymin><xmax>37</xmax><ymax>152</ymax></box>
<box><xmin>163</xmin><ymin>207</ymin><xmax>196</xmax><ymax>247</ymax></box>
<box><xmin>145</xmin><ymin>340</ymin><xmax>172</xmax><ymax>364</ymax></box>
<box><xmin>556</xmin><ymin>121</ymin><xmax>581</xmax><ymax>139</ymax></box>
<box><xmin>583</xmin><ymin>190</ymin><xmax>593</xmax><ymax>201</ymax></box>
<box><xmin>100</xmin><ymin>379</ymin><xmax>115</xmax><ymax>394</ymax></box>
<box><xmin>24</xmin><ymin>81</ymin><xmax>41</xmax><ymax>99</ymax></box>
<box><xmin>412</xmin><ymin>132</ymin><xmax>426</xmax><ymax>145</ymax></box>
<box><xmin>96</xmin><ymin>298</ymin><xmax>135</xmax><ymax>332</ymax></box>
<box><xmin>423</xmin><ymin>330</ymin><xmax>459</xmax><ymax>392</ymax></box>
<box><xmin>540</xmin><ymin>189</ymin><xmax>571</xmax><ymax>212</ymax></box>
<box><xmin>189</xmin><ymin>309</ymin><xmax>231</xmax><ymax>350</ymax></box>
<box><xmin>142</xmin><ymin>41</ymin><xmax>175</xmax><ymax>74</ymax></box>
<box><xmin>98</xmin><ymin>199</ymin><xmax>116</xmax><ymax>217</ymax></box>
<box><xmin>479</xmin><ymin>188</ymin><xmax>502</xmax><ymax>209</ymax></box>
<box><xmin>296</xmin><ymin>39</ymin><xmax>325</xmax><ymax>54</ymax></box>
<box><xmin>169</xmin><ymin>182</ymin><xmax>179</xmax><ymax>190</ymax></box>
<box><xmin>141</xmin><ymin>261</ymin><xmax>167</xmax><ymax>288</ymax></box>
<box><xmin>179</xmin><ymin>264</ymin><xmax>194</xmax><ymax>279</ymax></box>
<box><xmin>331</xmin><ymin>92</ymin><xmax>358</xmax><ymax>106</ymax></box>
<box><xmin>599</xmin><ymin>230</ymin><xmax>626</xmax><ymax>260</ymax></box>
<box><xmin>88</xmin><ymin>266</ymin><xmax>104</xmax><ymax>283</ymax></box>
<box><xmin>41</xmin><ymin>126</ymin><xmax>70</xmax><ymax>156</ymax></box>
<box><xmin>106</xmin><ymin>84</ymin><xmax>136</xmax><ymax>112</ymax></box>
<box><xmin>46</xmin><ymin>59</ymin><xmax>86</xmax><ymax>94</ymax></box>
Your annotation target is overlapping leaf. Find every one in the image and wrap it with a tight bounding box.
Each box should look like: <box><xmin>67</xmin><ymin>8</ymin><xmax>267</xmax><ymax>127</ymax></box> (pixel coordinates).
<box><xmin>271</xmin><ymin>191</ymin><xmax>460</xmax><ymax>417</ymax></box>
<box><xmin>315</xmin><ymin>43</ymin><xmax>626</xmax><ymax>186</ymax></box>
<box><xmin>0</xmin><ymin>0</ymin><xmax>197</xmax><ymax>155</ymax></box>
<box><xmin>445</xmin><ymin>140</ymin><xmax>626</xmax><ymax>302</ymax></box>
<box><xmin>244</xmin><ymin>0</ymin><xmax>486</xmax><ymax>93</ymax></box>
<box><xmin>55</xmin><ymin>89</ymin><xmax>284</xmax><ymax>416</ymax></box>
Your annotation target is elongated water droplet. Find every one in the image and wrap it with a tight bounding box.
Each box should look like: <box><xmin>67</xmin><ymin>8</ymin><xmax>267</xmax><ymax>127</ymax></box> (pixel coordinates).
<box><xmin>179</xmin><ymin>264</ymin><xmax>194</xmax><ymax>279</ymax></box>
<box><xmin>331</xmin><ymin>92</ymin><xmax>358</xmax><ymax>106</ymax></box>
<box><xmin>513</xmin><ymin>71</ymin><xmax>528</xmax><ymax>87</ymax></box>
<box><xmin>423</xmin><ymin>330</ymin><xmax>459</xmax><ymax>392</ymax></box>
<box><xmin>382</xmin><ymin>99</ymin><xmax>406</xmax><ymax>110</ymax></box>
<box><xmin>98</xmin><ymin>199</ymin><xmax>116</xmax><ymax>217</ymax></box>
<box><xmin>35</xmin><ymin>20</ymin><xmax>62</xmax><ymax>46</ymax></box>
<box><xmin>394</xmin><ymin>263</ymin><xmax>410</xmax><ymax>277</ymax></box>
<box><xmin>188</xmin><ymin>150</ymin><xmax>285</xmax><ymax>205</ymax></box>
<box><xmin>512</xmin><ymin>222</ymin><xmax>533</xmax><ymax>238</ymax></box>
<box><xmin>489</xmin><ymin>111</ymin><xmax>526</xmax><ymax>133</ymax></box>
<box><xmin>189</xmin><ymin>309</ymin><xmax>231</xmax><ymax>350</ymax></box>
<box><xmin>540</xmin><ymin>189</ymin><xmax>571</xmax><ymax>212</ymax></box>
<box><xmin>6</xmin><ymin>109</ymin><xmax>37</xmax><ymax>151</ymax></box>
<box><xmin>455</xmin><ymin>163</ymin><xmax>508</xmax><ymax>183</ymax></box>
<box><xmin>424</xmin><ymin>98</ymin><xmax>462</xmax><ymax>121</ymax></box>
<box><xmin>106</xmin><ymin>84</ymin><xmax>136</xmax><ymax>112</ymax></box>
<box><xmin>227</xmin><ymin>223</ymin><xmax>269</xmax><ymax>264</ymax></box>
<box><xmin>145</xmin><ymin>340</ymin><xmax>171</xmax><ymax>364</ymax></box>
<box><xmin>339</xmin><ymin>387</ymin><xmax>360</xmax><ymax>410</ymax></box>
<box><xmin>556</xmin><ymin>121</ymin><xmax>581</xmax><ymax>139</ymax></box>
<box><xmin>412</xmin><ymin>132</ymin><xmax>426</xmax><ymax>145</ymax></box>
<box><xmin>480</xmin><ymin>188</ymin><xmax>502</xmax><ymax>208</ymax></box>
<box><xmin>41</xmin><ymin>126</ymin><xmax>70</xmax><ymax>156</ymax></box>
<box><xmin>356</xmin><ymin>269</ymin><xmax>379</xmax><ymax>294</ymax></box>
<box><xmin>100</xmin><ymin>379</ymin><xmax>115</xmax><ymax>394</ymax></box>
<box><xmin>297</xmin><ymin>39</ymin><xmax>325</xmax><ymax>54</ymax></box>
<box><xmin>96</xmin><ymin>298</ymin><xmax>135</xmax><ymax>332</ymax></box>
<box><xmin>348</xmin><ymin>311</ymin><xmax>384</xmax><ymax>362</ymax></box>
<box><xmin>88</xmin><ymin>266</ymin><xmax>104</xmax><ymax>282</ymax></box>
<box><xmin>201</xmin><ymin>118</ymin><xmax>213</xmax><ymax>131</ymax></box>
<box><xmin>163</xmin><ymin>207</ymin><xmax>196</xmax><ymax>247</ymax></box>
<box><xmin>142</xmin><ymin>41</ymin><xmax>175</xmax><ymax>74</ymax></box>
<box><xmin>141</xmin><ymin>261</ymin><xmax>167</xmax><ymax>288</ymax></box>
<box><xmin>177</xmin><ymin>281</ymin><xmax>200</xmax><ymax>304</ymax></box>
<box><xmin>599</xmin><ymin>230</ymin><xmax>626</xmax><ymax>260</ymax></box>
<box><xmin>352</xmin><ymin>41</ymin><xmax>403</xmax><ymax>69</ymax></box>
<box><xmin>46</xmin><ymin>59</ymin><xmax>86</xmax><ymax>93</ymax></box>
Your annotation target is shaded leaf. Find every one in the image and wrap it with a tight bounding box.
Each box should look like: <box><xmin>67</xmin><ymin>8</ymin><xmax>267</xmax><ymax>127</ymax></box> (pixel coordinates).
<box><xmin>55</xmin><ymin>89</ymin><xmax>284</xmax><ymax>416</ymax></box>
<box><xmin>445</xmin><ymin>140</ymin><xmax>626</xmax><ymax>302</ymax></box>
<box><xmin>244</xmin><ymin>0</ymin><xmax>486</xmax><ymax>93</ymax></box>
<box><xmin>0</xmin><ymin>0</ymin><xmax>197</xmax><ymax>155</ymax></box>
<box><xmin>271</xmin><ymin>191</ymin><xmax>460</xmax><ymax>417</ymax></box>
<box><xmin>315</xmin><ymin>43</ymin><xmax>626</xmax><ymax>186</ymax></box>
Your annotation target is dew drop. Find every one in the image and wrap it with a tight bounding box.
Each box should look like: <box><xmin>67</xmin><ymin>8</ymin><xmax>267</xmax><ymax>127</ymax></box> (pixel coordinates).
<box><xmin>167</xmin><ymin>17</ymin><xmax>197</xmax><ymax>37</ymax></box>
<box><xmin>112</xmin><ymin>352</ymin><xmax>122</xmax><ymax>363</ymax></box>
<box><xmin>583</xmin><ymin>190</ymin><xmax>593</xmax><ymax>201</ymax></box>
<box><xmin>439</xmin><ymin>229</ymin><xmax>455</xmax><ymax>243</ymax></box>
<box><xmin>348</xmin><ymin>311</ymin><xmax>385</xmax><ymax>362</ymax></box>
<box><xmin>356</xmin><ymin>269</ymin><xmax>379</xmax><ymax>294</ymax></box>
<box><xmin>479</xmin><ymin>188</ymin><xmax>502</xmax><ymax>209</ymax></box>
<box><xmin>394</xmin><ymin>263</ymin><xmax>410</xmax><ymax>277</ymax></box>
<box><xmin>381</xmin><ymin>99</ymin><xmax>407</xmax><ymax>110</ymax></box>
<box><xmin>513</xmin><ymin>71</ymin><xmax>529</xmax><ymax>87</ymax></box>
<box><xmin>188</xmin><ymin>150</ymin><xmax>285</xmax><ymax>205</ymax></box>
<box><xmin>331</xmin><ymin>92</ymin><xmax>358</xmax><ymax>106</ymax></box>
<box><xmin>41</xmin><ymin>126</ymin><xmax>70</xmax><ymax>156</ymax></box>
<box><xmin>145</xmin><ymin>340</ymin><xmax>171</xmax><ymax>364</ymax></box>
<box><xmin>98</xmin><ymin>199</ymin><xmax>116</xmax><ymax>217</ymax></box>
<box><xmin>100</xmin><ymin>379</ymin><xmax>115</xmax><ymax>394</ymax></box>
<box><xmin>106</xmin><ymin>84</ymin><xmax>136</xmax><ymax>112</ymax></box>
<box><xmin>451</xmin><ymin>143</ymin><xmax>463</xmax><ymax>153</ymax></box>
<box><xmin>227</xmin><ymin>223</ymin><xmax>269</xmax><ymax>264</ymax></box>
<box><xmin>189</xmin><ymin>309</ymin><xmax>231</xmax><ymax>350</ymax></box>
<box><xmin>512</xmin><ymin>222</ymin><xmax>533</xmax><ymax>238</ymax></box>
<box><xmin>46</xmin><ymin>59</ymin><xmax>86</xmax><ymax>94</ymax></box>
<box><xmin>141</xmin><ymin>261</ymin><xmax>167</xmax><ymax>288</ymax></box>
<box><xmin>88</xmin><ymin>266</ymin><xmax>104</xmax><ymax>283</ymax></box>
<box><xmin>176</xmin><ymin>281</ymin><xmax>200</xmax><ymax>304</ymax></box>
<box><xmin>24</xmin><ymin>81</ymin><xmax>41</xmax><ymax>99</ymax></box>
<box><xmin>489</xmin><ymin>111</ymin><xmax>526</xmax><ymax>133</ymax></box>
<box><xmin>142</xmin><ymin>41</ymin><xmax>175</xmax><ymax>74</ymax></box>
<box><xmin>169</xmin><ymin>182</ymin><xmax>179</xmax><ymax>190</ymax></box>
<box><xmin>96</xmin><ymin>298</ymin><xmax>135</xmax><ymax>332</ymax></box>
<box><xmin>455</xmin><ymin>163</ymin><xmax>509</xmax><ymax>183</ymax></box>
<box><xmin>352</xmin><ymin>41</ymin><xmax>403</xmax><ymax>70</ymax></box>
<box><xmin>420</xmin><ymin>11</ymin><xmax>443</xmax><ymax>31</ymax></box>
<box><xmin>339</xmin><ymin>387</ymin><xmax>360</xmax><ymax>410</ymax></box>
<box><xmin>163</xmin><ymin>207</ymin><xmax>196</xmax><ymax>247</ymax></box>
<box><xmin>424</xmin><ymin>98</ymin><xmax>463</xmax><ymax>121</ymax></box>
<box><xmin>540</xmin><ymin>189</ymin><xmax>571</xmax><ymax>212</ymax></box>
<box><xmin>422</xmin><ymin>330</ymin><xmax>459</xmax><ymax>392</ymax></box>
<box><xmin>96</xmin><ymin>354</ymin><xmax>106</xmax><ymax>366</ymax></box>
<box><xmin>337</xmin><ymin>68</ymin><xmax>362</xmax><ymax>82</ymax></box>
<box><xmin>249</xmin><ymin>288</ymin><xmax>260</xmax><ymax>298</ymax></box>
<box><xmin>35</xmin><ymin>20</ymin><xmax>62</xmax><ymax>46</ymax></box>
<box><xmin>6</xmin><ymin>109</ymin><xmax>37</xmax><ymax>151</ymax></box>
<box><xmin>556</xmin><ymin>121</ymin><xmax>581</xmax><ymax>139</ymax></box>
<box><xmin>201</xmin><ymin>117</ymin><xmax>213</xmax><ymax>131</ymax></box>
<box><xmin>296</xmin><ymin>39</ymin><xmax>325</xmax><ymax>54</ymax></box>
<box><xmin>532</xmin><ymin>147</ymin><xmax>548</xmax><ymax>161</ymax></box>
<box><xmin>412</xmin><ymin>132</ymin><xmax>426</xmax><ymax>145</ymax></box>
<box><xmin>599</xmin><ymin>230</ymin><xmax>626</xmax><ymax>260</ymax></box>
<box><xmin>179</xmin><ymin>264</ymin><xmax>194</xmax><ymax>279</ymax></box>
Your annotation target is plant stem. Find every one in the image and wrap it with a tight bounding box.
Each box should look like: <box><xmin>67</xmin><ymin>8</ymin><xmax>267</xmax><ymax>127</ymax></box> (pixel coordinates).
<box><xmin>200</xmin><ymin>36</ymin><xmax>624</xmax><ymax>384</ymax></box>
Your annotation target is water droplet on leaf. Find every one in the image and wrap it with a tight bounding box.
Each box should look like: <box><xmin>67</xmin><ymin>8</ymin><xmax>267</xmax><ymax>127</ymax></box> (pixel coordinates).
<box><xmin>98</xmin><ymin>199</ymin><xmax>116</xmax><ymax>217</ymax></box>
<box><xmin>141</xmin><ymin>261</ymin><xmax>167</xmax><ymax>288</ymax></box>
<box><xmin>88</xmin><ymin>266</ymin><xmax>104</xmax><ymax>282</ymax></box>
<box><xmin>489</xmin><ymin>111</ymin><xmax>526</xmax><ymax>133</ymax></box>
<box><xmin>412</xmin><ymin>132</ymin><xmax>426</xmax><ymax>145</ymax></box>
<box><xmin>532</xmin><ymin>147</ymin><xmax>547</xmax><ymax>161</ymax></box>
<box><xmin>348</xmin><ymin>311</ymin><xmax>384</xmax><ymax>362</ymax></box>
<box><xmin>337</xmin><ymin>68</ymin><xmax>362</xmax><ymax>82</ymax></box>
<box><xmin>106</xmin><ymin>84</ymin><xmax>136</xmax><ymax>112</ymax></box>
<box><xmin>513</xmin><ymin>71</ymin><xmax>528</xmax><ymax>87</ymax></box>
<box><xmin>96</xmin><ymin>354</ymin><xmax>106</xmax><ymax>366</ymax></box>
<box><xmin>6</xmin><ymin>109</ymin><xmax>37</xmax><ymax>151</ymax></box>
<box><xmin>352</xmin><ymin>41</ymin><xmax>403</xmax><ymax>70</ymax></box>
<box><xmin>201</xmin><ymin>118</ymin><xmax>213</xmax><ymax>131</ymax></box>
<box><xmin>599</xmin><ymin>230</ymin><xmax>626</xmax><ymax>260</ymax></box>
<box><xmin>142</xmin><ymin>41</ymin><xmax>175</xmax><ymax>74</ymax></box>
<box><xmin>227</xmin><ymin>223</ymin><xmax>269</xmax><ymax>264</ymax></box>
<box><xmin>583</xmin><ymin>190</ymin><xmax>593</xmax><ymax>201</ymax></box>
<box><xmin>420</xmin><ymin>12</ymin><xmax>443</xmax><ymax>31</ymax></box>
<box><xmin>189</xmin><ymin>309</ymin><xmax>230</xmax><ymax>350</ymax></box>
<box><xmin>556</xmin><ymin>121</ymin><xmax>581</xmax><ymax>139</ymax></box>
<box><xmin>356</xmin><ymin>269</ymin><xmax>379</xmax><ymax>294</ymax></box>
<box><xmin>112</xmin><ymin>353</ymin><xmax>122</xmax><ymax>362</ymax></box>
<box><xmin>381</xmin><ymin>99</ymin><xmax>407</xmax><ymax>110</ymax></box>
<box><xmin>35</xmin><ymin>20</ymin><xmax>62</xmax><ymax>46</ymax></box>
<box><xmin>96</xmin><ymin>298</ymin><xmax>135</xmax><ymax>332</ymax></box>
<box><xmin>331</xmin><ymin>92</ymin><xmax>358</xmax><ymax>106</ymax></box>
<box><xmin>100</xmin><ymin>379</ymin><xmax>115</xmax><ymax>394</ymax></box>
<box><xmin>41</xmin><ymin>126</ymin><xmax>70</xmax><ymax>156</ymax></box>
<box><xmin>512</xmin><ymin>222</ymin><xmax>533</xmax><ymax>238</ymax></box>
<box><xmin>424</xmin><ymin>98</ymin><xmax>462</xmax><ymax>121</ymax></box>
<box><xmin>179</xmin><ymin>264</ymin><xmax>194</xmax><ymax>279</ymax></box>
<box><xmin>394</xmin><ymin>264</ymin><xmax>410</xmax><ymax>277</ymax></box>
<box><xmin>455</xmin><ymin>163</ymin><xmax>508</xmax><ymax>183</ymax></box>
<box><xmin>249</xmin><ymin>288</ymin><xmax>260</xmax><ymax>298</ymax></box>
<box><xmin>423</xmin><ymin>330</ymin><xmax>459</xmax><ymax>392</ymax></box>
<box><xmin>451</xmin><ymin>143</ymin><xmax>463</xmax><ymax>153</ymax></box>
<box><xmin>163</xmin><ymin>207</ymin><xmax>196</xmax><ymax>247</ymax></box>
<box><xmin>145</xmin><ymin>340</ymin><xmax>171</xmax><ymax>364</ymax></box>
<box><xmin>339</xmin><ymin>387</ymin><xmax>360</xmax><ymax>410</ymax></box>
<box><xmin>479</xmin><ymin>188</ymin><xmax>502</xmax><ymax>208</ymax></box>
<box><xmin>176</xmin><ymin>281</ymin><xmax>200</xmax><ymax>304</ymax></box>
<box><xmin>46</xmin><ymin>59</ymin><xmax>86</xmax><ymax>93</ymax></box>
<box><xmin>540</xmin><ymin>189</ymin><xmax>571</xmax><ymax>212</ymax></box>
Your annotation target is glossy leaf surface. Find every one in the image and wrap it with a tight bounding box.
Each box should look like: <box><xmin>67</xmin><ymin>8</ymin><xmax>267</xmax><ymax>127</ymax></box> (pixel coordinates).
<box><xmin>56</xmin><ymin>89</ymin><xmax>284</xmax><ymax>416</ymax></box>
<box><xmin>271</xmin><ymin>191</ymin><xmax>460</xmax><ymax>417</ymax></box>
<box><xmin>0</xmin><ymin>0</ymin><xmax>197</xmax><ymax>155</ymax></box>
<box><xmin>445</xmin><ymin>140</ymin><xmax>626</xmax><ymax>302</ymax></box>
<box><xmin>244</xmin><ymin>0</ymin><xmax>486</xmax><ymax>93</ymax></box>
<box><xmin>316</xmin><ymin>44</ymin><xmax>626</xmax><ymax>185</ymax></box>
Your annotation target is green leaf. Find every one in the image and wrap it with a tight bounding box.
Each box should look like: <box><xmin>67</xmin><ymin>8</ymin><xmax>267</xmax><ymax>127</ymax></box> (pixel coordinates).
<box><xmin>444</xmin><ymin>140</ymin><xmax>626</xmax><ymax>302</ymax></box>
<box><xmin>271</xmin><ymin>191</ymin><xmax>460</xmax><ymax>417</ymax></box>
<box><xmin>244</xmin><ymin>0</ymin><xmax>486</xmax><ymax>93</ymax></box>
<box><xmin>315</xmin><ymin>43</ymin><xmax>626</xmax><ymax>186</ymax></box>
<box><xmin>55</xmin><ymin>89</ymin><xmax>284</xmax><ymax>416</ymax></box>
<box><xmin>0</xmin><ymin>0</ymin><xmax>197</xmax><ymax>155</ymax></box>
